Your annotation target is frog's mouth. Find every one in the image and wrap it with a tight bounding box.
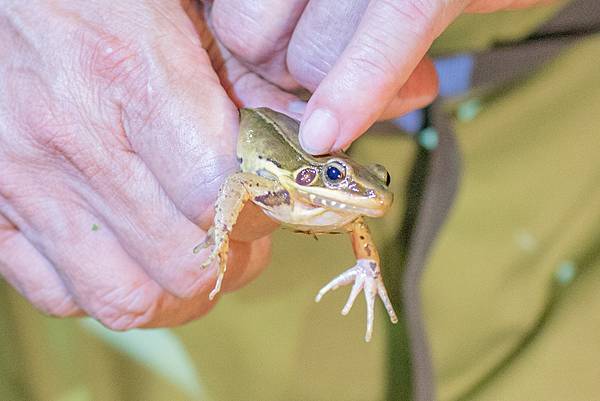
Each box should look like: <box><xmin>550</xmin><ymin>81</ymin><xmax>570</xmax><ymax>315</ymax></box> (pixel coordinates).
<box><xmin>293</xmin><ymin>186</ymin><xmax>392</xmax><ymax>218</ymax></box>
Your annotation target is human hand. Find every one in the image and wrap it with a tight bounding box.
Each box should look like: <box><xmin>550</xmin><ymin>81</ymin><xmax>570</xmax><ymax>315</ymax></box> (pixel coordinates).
<box><xmin>0</xmin><ymin>0</ymin><xmax>296</xmax><ymax>329</ymax></box>
<box><xmin>210</xmin><ymin>0</ymin><xmax>554</xmax><ymax>154</ymax></box>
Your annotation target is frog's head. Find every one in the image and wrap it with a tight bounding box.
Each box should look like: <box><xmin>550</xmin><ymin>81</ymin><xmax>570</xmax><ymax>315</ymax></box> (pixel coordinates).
<box><xmin>238</xmin><ymin>107</ymin><xmax>393</xmax><ymax>217</ymax></box>
<box><xmin>282</xmin><ymin>154</ymin><xmax>393</xmax><ymax>218</ymax></box>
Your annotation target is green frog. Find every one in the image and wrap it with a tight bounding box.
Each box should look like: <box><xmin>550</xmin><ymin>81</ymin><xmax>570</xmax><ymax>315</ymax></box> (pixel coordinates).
<box><xmin>195</xmin><ymin>107</ymin><xmax>397</xmax><ymax>341</ymax></box>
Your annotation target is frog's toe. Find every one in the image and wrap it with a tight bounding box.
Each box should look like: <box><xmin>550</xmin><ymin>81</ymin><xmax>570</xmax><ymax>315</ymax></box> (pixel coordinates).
<box><xmin>340</xmin><ymin>275</ymin><xmax>365</xmax><ymax>315</ymax></box>
<box><xmin>315</xmin><ymin>268</ymin><xmax>357</xmax><ymax>302</ymax></box>
<box><xmin>377</xmin><ymin>281</ymin><xmax>398</xmax><ymax>324</ymax></box>
<box><xmin>193</xmin><ymin>228</ymin><xmax>215</xmax><ymax>254</ymax></box>
<box><xmin>364</xmin><ymin>278</ymin><xmax>377</xmax><ymax>342</ymax></box>
<box><xmin>200</xmin><ymin>252</ymin><xmax>217</xmax><ymax>269</ymax></box>
<box><xmin>208</xmin><ymin>269</ymin><xmax>225</xmax><ymax>301</ymax></box>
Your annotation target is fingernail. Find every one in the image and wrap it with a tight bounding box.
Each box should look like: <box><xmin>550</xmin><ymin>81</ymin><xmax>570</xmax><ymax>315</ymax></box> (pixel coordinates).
<box><xmin>299</xmin><ymin>108</ymin><xmax>339</xmax><ymax>155</ymax></box>
<box><xmin>288</xmin><ymin>100</ymin><xmax>307</xmax><ymax>115</ymax></box>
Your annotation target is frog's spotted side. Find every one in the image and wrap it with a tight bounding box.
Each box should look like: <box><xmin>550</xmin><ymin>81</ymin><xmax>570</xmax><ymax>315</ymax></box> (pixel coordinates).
<box><xmin>195</xmin><ymin>107</ymin><xmax>398</xmax><ymax>342</ymax></box>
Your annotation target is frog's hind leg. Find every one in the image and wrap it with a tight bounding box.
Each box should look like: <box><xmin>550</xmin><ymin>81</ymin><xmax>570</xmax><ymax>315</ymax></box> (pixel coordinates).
<box><xmin>194</xmin><ymin>173</ymin><xmax>279</xmax><ymax>301</ymax></box>
<box><xmin>195</xmin><ymin>174</ymin><xmax>247</xmax><ymax>300</ymax></box>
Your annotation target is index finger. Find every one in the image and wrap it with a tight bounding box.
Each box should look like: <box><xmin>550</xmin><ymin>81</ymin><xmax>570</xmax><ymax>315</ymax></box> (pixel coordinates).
<box><xmin>298</xmin><ymin>0</ymin><xmax>464</xmax><ymax>154</ymax></box>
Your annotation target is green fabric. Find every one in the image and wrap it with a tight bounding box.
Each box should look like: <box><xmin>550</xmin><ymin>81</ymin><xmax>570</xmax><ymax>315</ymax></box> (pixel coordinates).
<box><xmin>430</xmin><ymin>1</ymin><xmax>568</xmax><ymax>55</ymax></box>
<box><xmin>426</xmin><ymin>36</ymin><xmax>600</xmax><ymax>401</ymax></box>
<box><xmin>2</xmin><ymin>6</ymin><xmax>599</xmax><ymax>401</ymax></box>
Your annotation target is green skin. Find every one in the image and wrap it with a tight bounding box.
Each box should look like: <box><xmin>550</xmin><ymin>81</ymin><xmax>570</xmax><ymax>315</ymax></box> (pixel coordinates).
<box><xmin>196</xmin><ymin>107</ymin><xmax>398</xmax><ymax>342</ymax></box>
<box><xmin>237</xmin><ymin>107</ymin><xmax>393</xmax><ymax>224</ymax></box>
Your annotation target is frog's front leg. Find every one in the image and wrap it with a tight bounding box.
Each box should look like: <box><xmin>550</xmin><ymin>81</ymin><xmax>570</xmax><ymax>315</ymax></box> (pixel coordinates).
<box><xmin>315</xmin><ymin>217</ymin><xmax>398</xmax><ymax>342</ymax></box>
<box><xmin>194</xmin><ymin>172</ymin><xmax>280</xmax><ymax>301</ymax></box>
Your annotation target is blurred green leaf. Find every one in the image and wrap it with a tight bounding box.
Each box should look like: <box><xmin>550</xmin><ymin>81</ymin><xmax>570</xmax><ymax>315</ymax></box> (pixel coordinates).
<box><xmin>80</xmin><ymin>319</ymin><xmax>204</xmax><ymax>399</ymax></box>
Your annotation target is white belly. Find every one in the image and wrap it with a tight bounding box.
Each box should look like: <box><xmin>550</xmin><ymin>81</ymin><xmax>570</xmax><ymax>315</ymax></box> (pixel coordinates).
<box><xmin>261</xmin><ymin>201</ymin><xmax>359</xmax><ymax>233</ymax></box>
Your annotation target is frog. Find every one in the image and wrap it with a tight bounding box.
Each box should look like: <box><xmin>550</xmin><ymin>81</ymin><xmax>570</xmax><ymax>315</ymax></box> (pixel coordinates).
<box><xmin>194</xmin><ymin>107</ymin><xmax>398</xmax><ymax>342</ymax></box>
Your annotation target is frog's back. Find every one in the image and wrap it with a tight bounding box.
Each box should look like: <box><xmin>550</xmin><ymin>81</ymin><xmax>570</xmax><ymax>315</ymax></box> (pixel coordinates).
<box><xmin>238</xmin><ymin>108</ymin><xmax>316</xmax><ymax>172</ymax></box>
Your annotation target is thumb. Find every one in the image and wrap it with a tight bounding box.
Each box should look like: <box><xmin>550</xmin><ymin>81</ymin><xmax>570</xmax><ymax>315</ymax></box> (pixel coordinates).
<box><xmin>298</xmin><ymin>0</ymin><xmax>464</xmax><ymax>154</ymax></box>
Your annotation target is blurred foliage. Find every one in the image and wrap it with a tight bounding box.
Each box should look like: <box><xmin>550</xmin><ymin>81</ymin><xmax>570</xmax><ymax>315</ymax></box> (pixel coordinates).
<box><xmin>80</xmin><ymin>319</ymin><xmax>205</xmax><ymax>400</ymax></box>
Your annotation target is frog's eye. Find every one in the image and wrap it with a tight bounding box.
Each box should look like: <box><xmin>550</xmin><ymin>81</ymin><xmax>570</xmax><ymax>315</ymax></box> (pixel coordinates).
<box><xmin>295</xmin><ymin>167</ymin><xmax>318</xmax><ymax>186</ymax></box>
<box><xmin>324</xmin><ymin>162</ymin><xmax>346</xmax><ymax>184</ymax></box>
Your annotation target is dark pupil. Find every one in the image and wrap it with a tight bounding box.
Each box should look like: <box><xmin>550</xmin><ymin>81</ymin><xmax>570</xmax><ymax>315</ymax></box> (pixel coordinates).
<box><xmin>326</xmin><ymin>166</ymin><xmax>343</xmax><ymax>181</ymax></box>
<box><xmin>385</xmin><ymin>172</ymin><xmax>391</xmax><ymax>186</ymax></box>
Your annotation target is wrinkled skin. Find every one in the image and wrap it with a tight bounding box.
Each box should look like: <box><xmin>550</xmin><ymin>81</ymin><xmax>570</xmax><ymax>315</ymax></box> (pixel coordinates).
<box><xmin>0</xmin><ymin>0</ymin><xmax>553</xmax><ymax>331</ymax></box>
<box><xmin>0</xmin><ymin>0</ymin><xmax>295</xmax><ymax>330</ymax></box>
<box><xmin>210</xmin><ymin>0</ymin><xmax>554</xmax><ymax>154</ymax></box>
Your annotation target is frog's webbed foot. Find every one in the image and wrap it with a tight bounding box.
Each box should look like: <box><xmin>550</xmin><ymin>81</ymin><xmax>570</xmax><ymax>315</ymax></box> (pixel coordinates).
<box><xmin>315</xmin><ymin>259</ymin><xmax>398</xmax><ymax>342</ymax></box>
<box><xmin>193</xmin><ymin>226</ymin><xmax>230</xmax><ymax>301</ymax></box>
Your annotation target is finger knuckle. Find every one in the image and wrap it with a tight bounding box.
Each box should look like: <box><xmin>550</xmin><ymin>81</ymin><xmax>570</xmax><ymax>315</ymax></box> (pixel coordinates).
<box><xmin>30</xmin><ymin>288</ymin><xmax>80</xmax><ymax>317</ymax></box>
<box><xmin>4</xmin><ymin>70</ymin><xmax>79</xmax><ymax>158</ymax></box>
<box><xmin>2</xmin><ymin>58</ymin><xmax>132</xmax><ymax>185</ymax></box>
<box><xmin>377</xmin><ymin>0</ymin><xmax>438</xmax><ymax>41</ymax></box>
<box><xmin>347</xmin><ymin>48</ymin><xmax>396</xmax><ymax>82</ymax></box>
<box><xmin>147</xmin><ymin>252</ymin><xmax>206</xmax><ymax>299</ymax></box>
<box><xmin>26</xmin><ymin>119</ymin><xmax>80</xmax><ymax>159</ymax></box>
<box><xmin>41</xmin><ymin>299</ymin><xmax>80</xmax><ymax>318</ymax></box>
<box><xmin>167</xmin><ymin>275</ymin><xmax>205</xmax><ymax>299</ymax></box>
<box><xmin>73</xmin><ymin>27</ymin><xmax>166</xmax><ymax>148</ymax></box>
<box><xmin>287</xmin><ymin>41</ymin><xmax>330</xmax><ymax>90</ymax></box>
<box><xmin>91</xmin><ymin>282</ymin><xmax>160</xmax><ymax>330</ymax></box>
<box><xmin>212</xmin><ymin>5</ymin><xmax>280</xmax><ymax>64</ymax></box>
<box><xmin>76</xmin><ymin>28</ymin><xmax>150</xmax><ymax>95</ymax></box>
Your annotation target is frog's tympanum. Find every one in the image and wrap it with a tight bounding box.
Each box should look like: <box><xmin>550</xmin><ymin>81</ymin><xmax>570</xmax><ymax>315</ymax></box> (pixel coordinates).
<box><xmin>195</xmin><ymin>108</ymin><xmax>398</xmax><ymax>341</ymax></box>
